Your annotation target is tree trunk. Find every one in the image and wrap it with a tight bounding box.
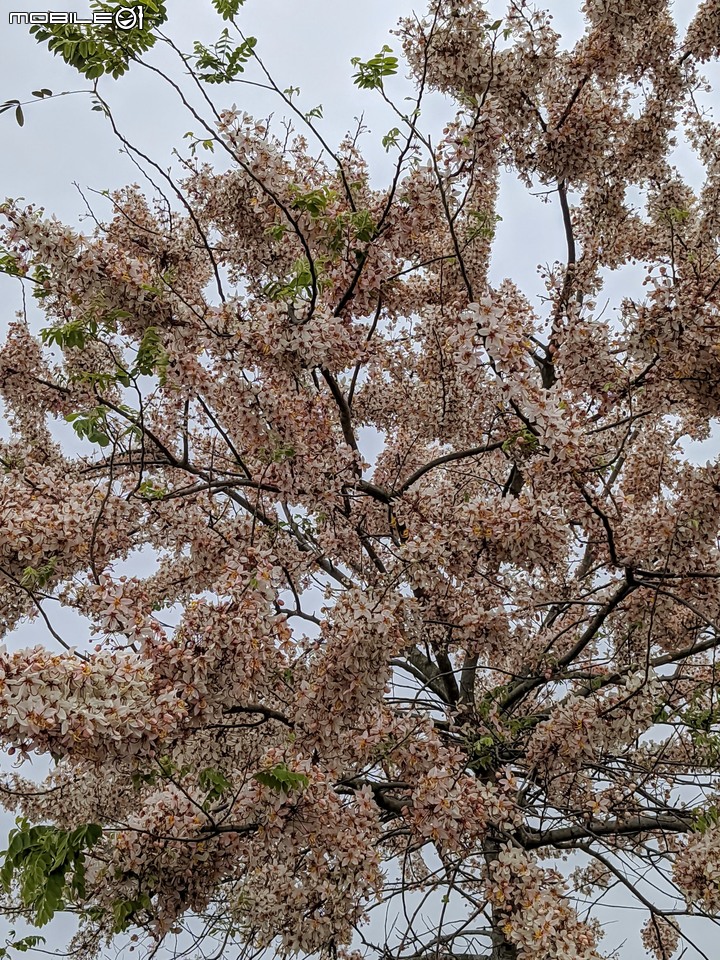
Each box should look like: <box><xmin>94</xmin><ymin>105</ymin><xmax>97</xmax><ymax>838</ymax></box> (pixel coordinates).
<box><xmin>484</xmin><ymin>835</ymin><xmax>519</xmax><ymax>960</ymax></box>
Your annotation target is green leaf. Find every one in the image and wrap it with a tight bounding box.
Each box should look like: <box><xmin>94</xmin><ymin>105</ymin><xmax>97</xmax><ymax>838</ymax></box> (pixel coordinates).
<box><xmin>0</xmin><ymin>249</ymin><xmax>23</xmax><ymax>277</ymax></box>
<box><xmin>28</xmin><ymin>2</ymin><xmax>168</xmax><ymax>81</ymax></box>
<box><xmin>131</xmin><ymin>770</ymin><xmax>159</xmax><ymax>790</ymax></box>
<box><xmin>110</xmin><ymin>892</ymin><xmax>151</xmax><ymax>933</ymax></box>
<box><xmin>467</xmin><ymin>209</ymin><xmax>502</xmax><ymax>242</ymax></box>
<box><xmin>137</xmin><ymin>479</ymin><xmax>168</xmax><ymax>501</ymax></box>
<box><xmin>68</xmin><ymin>368</ymin><xmax>131</xmax><ymax>391</ymax></box>
<box><xmin>41</xmin><ymin>316</ymin><xmax>99</xmax><ymax>349</ymax></box>
<box><xmin>0</xmin><ymin>933</ymin><xmax>46</xmax><ymax>957</ymax></box>
<box><xmin>382</xmin><ymin>127</ymin><xmax>401</xmax><ymax>151</ymax></box>
<box><xmin>351</xmin><ymin>46</ymin><xmax>399</xmax><ymax>90</ymax></box>
<box><xmin>192</xmin><ymin>31</ymin><xmax>256</xmax><ymax>84</ymax></box>
<box><xmin>253</xmin><ymin>763</ymin><xmax>309</xmax><ymax>794</ymax></box>
<box><xmin>266</xmin><ymin>222</ymin><xmax>287</xmax><ymax>242</ymax></box>
<box><xmin>290</xmin><ymin>185</ymin><xmax>336</xmax><ymax>217</ymax></box>
<box><xmin>134</xmin><ymin>325</ymin><xmax>168</xmax><ymax>378</ymax></box>
<box><xmin>199</xmin><ymin>768</ymin><xmax>232</xmax><ymax>806</ymax></box>
<box><xmin>0</xmin><ymin>820</ymin><xmax>102</xmax><ymax>927</ymax></box>
<box><xmin>212</xmin><ymin>0</ymin><xmax>246</xmax><ymax>18</ymax></box>
<box><xmin>350</xmin><ymin>210</ymin><xmax>376</xmax><ymax>243</ymax></box>
<box><xmin>662</xmin><ymin>206</ymin><xmax>690</xmax><ymax>224</ymax></box>
<box><xmin>692</xmin><ymin>804</ymin><xmax>720</xmax><ymax>834</ymax></box>
<box><xmin>20</xmin><ymin>557</ymin><xmax>57</xmax><ymax>590</ymax></box>
<box><xmin>15</xmin><ymin>105</ymin><xmax>24</xmax><ymax>127</ymax></box>
<box><xmin>263</xmin><ymin>256</ymin><xmax>326</xmax><ymax>303</ymax></box>
<box><xmin>65</xmin><ymin>406</ymin><xmax>113</xmax><ymax>448</ymax></box>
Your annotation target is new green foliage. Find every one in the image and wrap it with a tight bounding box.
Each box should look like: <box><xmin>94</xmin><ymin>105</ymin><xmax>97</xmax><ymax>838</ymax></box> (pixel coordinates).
<box><xmin>0</xmin><ymin>820</ymin><xmax>102</xmax><ymax>926</ymax></box>
<box><xmin>351</xmin><ymin>46</ymin><xmax>399</xmax><ymax>90</ymax></box>
<box><xmin>192</xmin><ymin>31</ymin><xmax>257</xmax><ymax>84</ymax></box>
<box><xmin>29</xmin><ymin>0</ymin><xmax>167</xmax><ymax>80</ymax></box>
<box><xmin>0</xmin><ymin>932</ymin><xmax>46</xmax><ymax>958</ymax></box>
<box><xmin>211</xmin><ymin>0</ymin><xmax>246</xmax><ymax>19</ymax></box>
<box><xmin>253</xmin><ymin>763</ymin><xmax>309</xmax><ymax>795</ymax></box>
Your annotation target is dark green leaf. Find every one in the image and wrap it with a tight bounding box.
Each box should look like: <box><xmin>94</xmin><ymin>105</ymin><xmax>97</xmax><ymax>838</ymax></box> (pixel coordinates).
<box><xmin>212</xmin><ymin>0</ymin><xmax>246</xmax><ymax>19</ymax></box>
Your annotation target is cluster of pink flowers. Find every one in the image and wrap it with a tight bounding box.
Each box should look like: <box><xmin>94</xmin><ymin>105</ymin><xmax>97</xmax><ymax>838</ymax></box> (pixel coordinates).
<box><xmin>409</xmin><ymin>766</ymin><xmax>519</xmax><ymax>848</ymax></box>
<box><xmin>640</xmin><ymin>916</ymin><xmax>681</xmax><ymax>960</ymax></box>
<box><xmin>1</xmin><ymin>0</ymin><xmax>720</xmax><ymax>955</ymax></box>
<box><xmin>488</xmin><ymin>844</ymin><xmax>604</xmax><ymax>959</ymax></box>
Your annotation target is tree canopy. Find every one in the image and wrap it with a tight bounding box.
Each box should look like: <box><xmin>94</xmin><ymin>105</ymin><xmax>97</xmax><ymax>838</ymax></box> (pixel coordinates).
<box><xmin>2</xmin><ymin>1</ymin><xmax>720</xmax><ymax>958</ymax></box>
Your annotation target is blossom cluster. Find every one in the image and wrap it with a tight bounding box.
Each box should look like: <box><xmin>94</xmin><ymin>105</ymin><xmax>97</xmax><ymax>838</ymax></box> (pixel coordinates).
<box><xmin>0</xmin><ymin>0</ymin><xmax>719</xmax><ymax>956</ymax></box>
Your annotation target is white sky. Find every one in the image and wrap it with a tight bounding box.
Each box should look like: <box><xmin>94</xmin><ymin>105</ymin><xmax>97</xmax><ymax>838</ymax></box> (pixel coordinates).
<box><xmin>1</xmin><ymin>1</ymin><xmax>719</xmax><ymax>958</ymax></box>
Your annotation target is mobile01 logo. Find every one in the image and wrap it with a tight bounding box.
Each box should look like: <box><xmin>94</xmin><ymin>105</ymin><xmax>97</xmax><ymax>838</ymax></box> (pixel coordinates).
<box><xmin>9</xmin><ymin>7</ymin><xmax>145</xmax><ymax>29</ymax></box>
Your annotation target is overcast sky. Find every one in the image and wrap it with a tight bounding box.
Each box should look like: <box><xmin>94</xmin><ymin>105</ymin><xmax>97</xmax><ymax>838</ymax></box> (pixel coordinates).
<box><xmin>1</xmin><ymin>1</ymin><xmax>719</xmax><ymax>958</ymax></box>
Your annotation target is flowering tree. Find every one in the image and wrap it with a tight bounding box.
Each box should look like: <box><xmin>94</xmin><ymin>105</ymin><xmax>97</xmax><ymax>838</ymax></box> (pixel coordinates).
<box><xmin>1</xmin><ymin>0</ymin><xmax>720</xmax><ymax>957</ymax></box>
